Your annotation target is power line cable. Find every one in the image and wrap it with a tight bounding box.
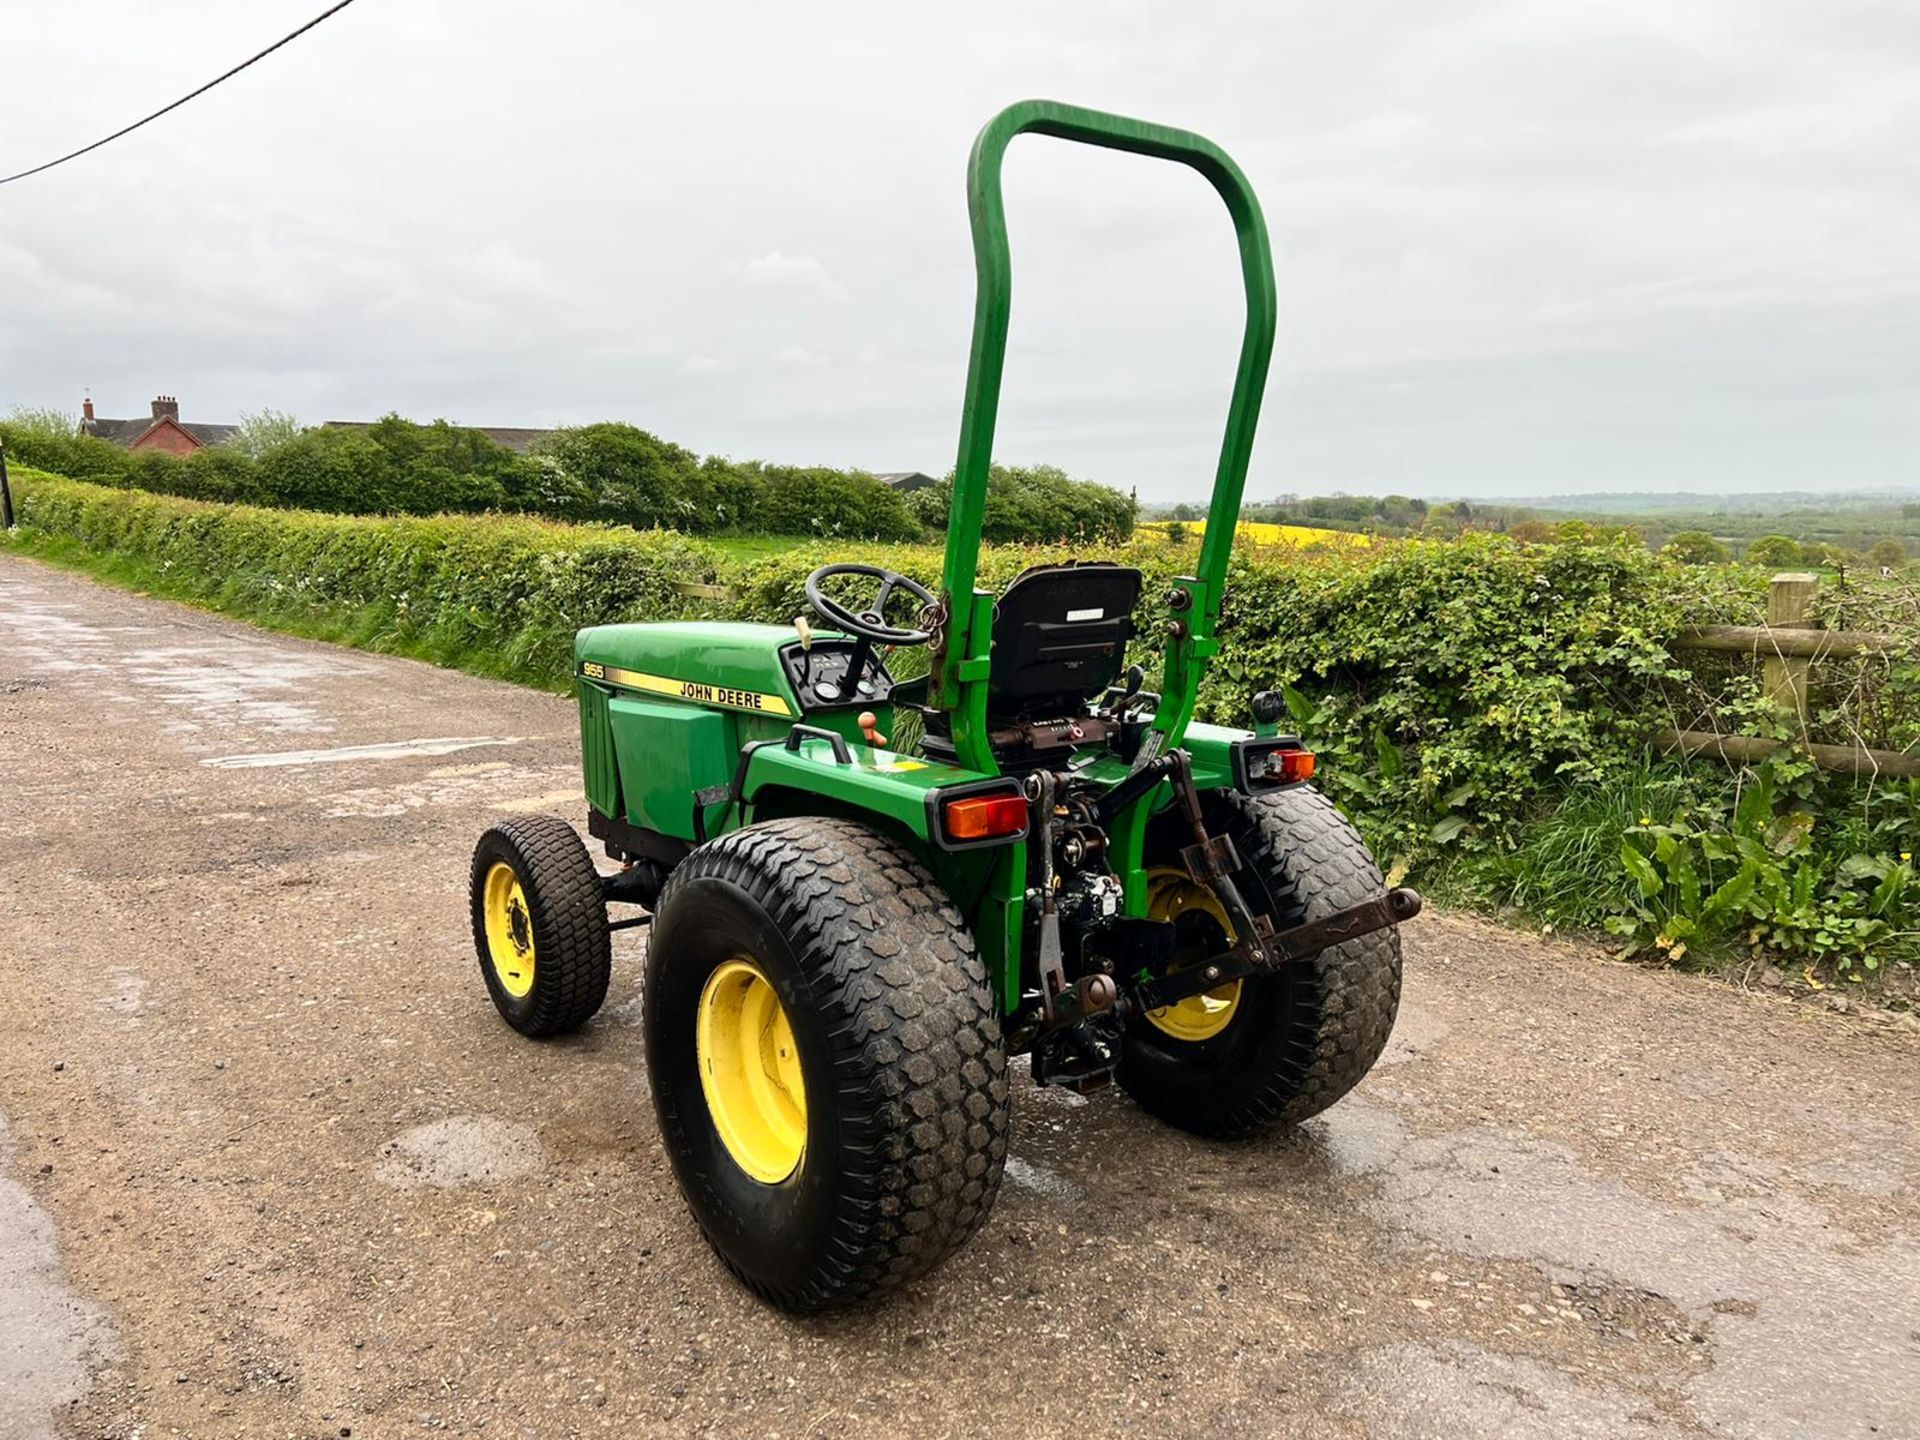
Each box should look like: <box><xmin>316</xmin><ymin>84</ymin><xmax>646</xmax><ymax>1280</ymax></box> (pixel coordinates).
<box><xmin>0</xmin><ymin>0</ymin><xmax>361</xmax><ymax>186</ymax></box>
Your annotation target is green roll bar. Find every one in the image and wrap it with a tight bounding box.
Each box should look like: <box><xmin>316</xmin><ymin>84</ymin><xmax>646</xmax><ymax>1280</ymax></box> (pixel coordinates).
<box><xmin>927</xmin><ymin>99</ymin><xmax>1279</xmax><ymax>774</ymax></box>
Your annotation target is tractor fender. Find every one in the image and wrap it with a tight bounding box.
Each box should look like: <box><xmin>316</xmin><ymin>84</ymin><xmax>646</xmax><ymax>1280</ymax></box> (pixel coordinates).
<box><xmin>738</xmin><ymin>737</ymin><xmax>980</xmax><ymax>850</ymax></box>
<box><xmin>738</xmin><ymin>739</ymin><xmax>1027</xmax><ymax>1012</ymax></box>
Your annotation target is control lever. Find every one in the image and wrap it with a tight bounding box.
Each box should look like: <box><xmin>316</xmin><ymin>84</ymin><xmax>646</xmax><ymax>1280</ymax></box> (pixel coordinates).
<box><xmin>857</xmin><ymin>710</ymin><xmax>889</xmax><ymax>748</ymax></box>
<box><xmin>792</xmin><ymin>615</ymin><xmax>815</xmax><ymax>690</ymax></box>
<box><xmin>1026</xmin><ymin>770</ymin><xmax>1070</xmax><ymax>1026</ymax></box>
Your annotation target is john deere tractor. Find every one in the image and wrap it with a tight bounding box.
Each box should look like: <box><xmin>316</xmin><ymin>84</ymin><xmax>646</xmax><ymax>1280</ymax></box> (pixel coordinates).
<box><xmin>469</xmin><ymin>100</ymin><xmax>1419</xmax><ymax>1312</ymax></box>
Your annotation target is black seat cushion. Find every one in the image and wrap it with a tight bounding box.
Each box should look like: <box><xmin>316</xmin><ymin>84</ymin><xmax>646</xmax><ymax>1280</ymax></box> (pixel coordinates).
<box><xmin>987</xmin><ymin>562</ymin><xmax>1143</xmax><ymax>719</ymax></box>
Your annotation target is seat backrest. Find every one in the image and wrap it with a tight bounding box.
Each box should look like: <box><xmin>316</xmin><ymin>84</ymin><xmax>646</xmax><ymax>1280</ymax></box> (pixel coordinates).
<box><xmin>987</xmin><ymin>562</ymin><xmax>1143</xmax><ymax>719</ymax></box>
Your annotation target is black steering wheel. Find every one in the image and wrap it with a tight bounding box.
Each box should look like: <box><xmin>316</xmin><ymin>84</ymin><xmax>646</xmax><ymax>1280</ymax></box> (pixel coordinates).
<box><xmin>804</xmin><ymin>563</ymin><xmax>937</xmax><ymax>645</ymax></box>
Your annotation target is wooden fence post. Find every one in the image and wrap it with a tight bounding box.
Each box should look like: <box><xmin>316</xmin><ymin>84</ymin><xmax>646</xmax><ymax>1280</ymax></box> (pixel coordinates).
<box><xmin>0</xmin><ymin>440</ymin><xmax>13</xmax><ymax>530</ymax></box>
<box><xmin>1661</xmin><ymin>576</ymin><xmax>1916</xmax><ymax>778</ymax></box>
<box><xmin>1762</xmin><ymin>572</ymin><xmax>1819</xmax><ymax>731</ymax></box>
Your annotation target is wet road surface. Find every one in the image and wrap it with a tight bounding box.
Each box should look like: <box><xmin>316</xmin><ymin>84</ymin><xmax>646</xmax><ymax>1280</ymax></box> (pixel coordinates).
<box><xmin>2</xmin><ymin>552</ymin><xmax>1917</xmax><ymax>1439</ymax></box>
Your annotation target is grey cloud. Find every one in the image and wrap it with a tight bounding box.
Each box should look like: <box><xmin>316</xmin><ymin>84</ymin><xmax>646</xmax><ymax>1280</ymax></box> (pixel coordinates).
<box><xmin>1</xmin><ymin>0</ymin><xmax>1915</xmax><ymax>498</ymax></box>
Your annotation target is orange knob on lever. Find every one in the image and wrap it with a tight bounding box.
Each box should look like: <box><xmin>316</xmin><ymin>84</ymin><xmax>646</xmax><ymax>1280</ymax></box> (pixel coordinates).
<box><xmin>857</xmin><ymin>711</ymin><xmax>889</xmax><ymax>748</ymax></box>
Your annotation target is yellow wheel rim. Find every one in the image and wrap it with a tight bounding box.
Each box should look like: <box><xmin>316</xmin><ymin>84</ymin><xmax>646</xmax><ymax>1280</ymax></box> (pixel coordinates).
<box><xmin>1143</xmin><ymin>867</ymin><xmax>1244</xmax><ymax>1043</ymax></box>
<box><xmin>696</xmin><ymin>959</ymin><xmax>808</xmax><ymax>1184</ymax></box>
<box><xmin>482</xmin><ymin>861</ymin><xmax>537</xmax><ymax>999</ymax></box>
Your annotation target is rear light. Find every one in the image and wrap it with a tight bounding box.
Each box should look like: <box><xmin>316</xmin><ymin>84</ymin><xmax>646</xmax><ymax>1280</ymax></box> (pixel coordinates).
<box><xmin>927</xmin><ymin>781</ymin><xmax>1031</xmax><ymax>849</ymax></box>
<box><xmin>942</xmin><ymin>793</ymin><xmax>1029</xmax><ymax>842</ymax></box>
<box><xmin>1231</xmin><ymin>737</ymin><xmax>1315</xmax><ymax>792</ymax></box>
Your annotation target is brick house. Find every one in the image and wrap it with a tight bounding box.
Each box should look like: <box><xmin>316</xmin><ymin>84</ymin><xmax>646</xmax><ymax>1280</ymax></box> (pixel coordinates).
<box><xmin>82</xmin><ymin>395</ymin><xmax>237</xmax><ymax>455</ymax></box>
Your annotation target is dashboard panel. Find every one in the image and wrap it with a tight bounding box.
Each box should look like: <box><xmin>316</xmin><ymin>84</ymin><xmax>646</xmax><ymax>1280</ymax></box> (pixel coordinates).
<box><xmin>781</xmin><ymin>639</ymin><xmax>896</xmax><ymax>711</ymax></box>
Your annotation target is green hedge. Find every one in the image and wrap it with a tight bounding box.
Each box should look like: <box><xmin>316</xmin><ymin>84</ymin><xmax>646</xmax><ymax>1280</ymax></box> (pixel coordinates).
<box><xmin>0</xmin><ymin>418</ymin><xmax>135</xmax><ymax>482</ymax></box>
<box><xmin>24</xmin><ymin>469</ymin><xmax>1920</xmax><ymax>974</ymax></box>
<box><xmin>8</xmin><ymin>471</ymin><xmax>1752</xmax><ymax>848</ymax></box>
<box><xmin>1208</xmin><ymin>537</ymin><xmax>1765</xmax><ymax>858</ymax></box>
<box><xmin>5</xmin><ymin>412</ymin><xmax>1138</xmax><ymax>544</ymax></box>
<box><xmin>723</xmin><ymin>534</ymin><xmax>1761</xmax><ymax>859</ymax></box>
<box><xmin>9</xmin><ymin>472</ymin><xmax>721</xmax><ymax>686</ymax></box>
<box><xmin>906</xmin><ymin>464</ymin><xmax>1136</xmax><ymax>545</ymax></box>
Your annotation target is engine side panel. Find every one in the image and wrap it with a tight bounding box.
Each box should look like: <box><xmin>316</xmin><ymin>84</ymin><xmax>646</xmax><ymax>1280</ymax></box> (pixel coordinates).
<box><xmin>579</xmin><ymin>680</ymin><xmax>622</xmax><ymax>817</ymax></box>
<box><xmin>606</xmin><ymin>697</ymin><xmax>738</xmax><ymax>841</ymax></box>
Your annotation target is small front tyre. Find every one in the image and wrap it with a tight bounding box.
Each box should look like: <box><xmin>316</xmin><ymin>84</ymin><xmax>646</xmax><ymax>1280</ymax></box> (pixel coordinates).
<box><xmin>469</xmin><ymin>814</ymin><xmax>612</xmax><ymax>1037</ymax></box>
<box><xmin>646</xmin><ymin>817</ymin><xmax>1010</xmax><ymax>1312</ymax></box>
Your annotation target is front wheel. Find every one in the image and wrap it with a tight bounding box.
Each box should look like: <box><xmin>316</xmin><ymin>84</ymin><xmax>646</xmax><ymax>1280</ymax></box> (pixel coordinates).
<box><xmin>469</xmin><ymin>814</ymin><xmax>612</xmax><ymax>1037</ymax></box>
<box><xmin>645</xmin><ymin>817</ymin><xmax>1010</xmax><ymax>1312</ymax></box>
<box><xmin>1117</xmin><ymin>786</ymin><xmax>1401</xmax><ymax>1139</ymax></box>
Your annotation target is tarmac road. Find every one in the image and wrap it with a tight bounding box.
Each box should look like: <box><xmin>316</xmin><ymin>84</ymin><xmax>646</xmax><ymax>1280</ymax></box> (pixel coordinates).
<box><xmin>2</xmin><ymin>550</ymin><xmax>1917</xmax><ymax>1440</ymax></box>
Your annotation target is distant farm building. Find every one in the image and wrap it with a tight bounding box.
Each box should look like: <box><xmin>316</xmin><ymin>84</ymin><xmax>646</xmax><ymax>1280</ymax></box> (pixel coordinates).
<box><xmin>876</xmin><ymin>471</ymin><xmax>937</xmax><ymax>493</ymax></box>
<box><xmin>82</xmin><ymin>395</ymin><xmax>236</xmax><ymax>455</ymax></box>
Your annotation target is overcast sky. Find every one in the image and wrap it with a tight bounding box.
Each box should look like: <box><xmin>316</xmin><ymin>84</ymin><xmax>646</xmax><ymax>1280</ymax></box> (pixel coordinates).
<box><xmin>3</xmin><ymin>0</ymin><xmax>1916</xmax><ymax>501</ymax></box>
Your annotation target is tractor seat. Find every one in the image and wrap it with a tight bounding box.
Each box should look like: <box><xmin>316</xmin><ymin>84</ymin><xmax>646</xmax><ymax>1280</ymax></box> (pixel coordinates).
<box><xmin>986</xmin><ymin>561</ymin><xmax>1143</xmax><ymax>721</ymax></box>
<box><xmin>913</xmin><ymin>561</ymin><xmax>1144</xmax><ymax>769</ymax></box>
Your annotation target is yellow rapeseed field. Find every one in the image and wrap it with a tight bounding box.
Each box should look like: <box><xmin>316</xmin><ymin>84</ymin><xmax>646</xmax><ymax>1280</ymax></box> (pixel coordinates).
<box><xmin>1138</xmin><ymin>519</ymin><xmax>1370</xmax><ymax>549</ymax></box>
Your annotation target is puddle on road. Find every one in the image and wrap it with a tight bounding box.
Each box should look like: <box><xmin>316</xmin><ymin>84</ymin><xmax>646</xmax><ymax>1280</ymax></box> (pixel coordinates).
<box><xmin>1002</xmin><ymin>1154</ymin><xmax>1084</xmax><ymax>1204</ymax></box>
<box><xmin>127</xmin><ymin>648</ymin><xmax>340</xmax><ymax>736</ymax></box>
<box><xmin>1334</xmin><ymin>1340</ymin><xmax>1693</xmax><ymax>1439</ymax></box>
<box><xmin>0</xmin><ymin>1116</ymin><xmax>116</xmax><ymax>1440</ymax></box>
<box><xmin>376</xmin><ymin>1116</ymin><xmax>545</xmax><ymax>1189</ymax></box>
<box><xmin>0</xmin><ymin>575</ymin><xmax>361</xmax><ymax>742</ymax></box>
<box><xmin>95</xmin><ymin>968</ymin><xmax>147</xmax><ymax>1019</ymax></box>
<box><xmin>1316</xmin><ymin>1098</ymin><xmax>1920</xmax><ymax>1440</ymax></box>
<box><xmin>1785</xmin><ymin>1103</ymin><xmax>1917</xmax><ymax>1200</ymax></box>
<box><xmin>317</xmin><ymin>763</ymin><xmax>574</xmax><ymax>819</ymax></box>
<box><xmin>203</xmin><ymin>736</ymin><xmax>524</xmax><ymax>770</ymax></box>
<box><xmin>1375</xmin><ymin>1000</ymin><xmax>1449</xmax><ymax>1067</ymax></box>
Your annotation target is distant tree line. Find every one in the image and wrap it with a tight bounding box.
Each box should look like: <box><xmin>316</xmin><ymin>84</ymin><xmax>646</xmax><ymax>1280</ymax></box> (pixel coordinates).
<box><xmin>1161</xmin><ymin>492</ymin><xmax>1546</xmax><ymax>538</ymax></box>
<box><xmin>1144</xmin><ymin>486</ymin><xmax>1915</xmax><ymax>571</ymax></box>
<box><xmin>1661</xmin><ymin>530</ymin><xmax>1905</xmax><ymax>571</ymax></box>
<box><xmin>0</xmin><ymin>409</ymin><xmax>1134</xmax><ymax>545</ymax></box>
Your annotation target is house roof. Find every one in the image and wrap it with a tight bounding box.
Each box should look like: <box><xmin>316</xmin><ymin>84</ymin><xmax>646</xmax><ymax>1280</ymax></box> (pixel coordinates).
<box><xmin>85</xmin><ymin>417</ymin><xmax>238</xmax><ymax>448</ymax></box>
<box><xmin>876</xmin><ymin>471</ymin><xmax>937</xmax><ymax>489</ymax></box>
<box><xmin>84</xmin><ymin>417</ymin><xmax>154</xmax><ymax>446</ymax></box>
<box><xmin>322</xmin><ymin>421</ymin><xmax>553</xmax><ymax>454</ymax></box>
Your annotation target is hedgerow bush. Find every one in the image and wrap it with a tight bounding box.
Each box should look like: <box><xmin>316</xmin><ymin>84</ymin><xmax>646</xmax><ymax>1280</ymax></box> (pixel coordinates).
<box><xmin>908</xmin><ymin>463</ymin><xmax>1136</xmax><ymax>544</ymax></box>
<box><xmin>8</xmin><ymin>406</ymin><xmax>1142</xmax><ymax>546</ymax></box>
<box><xmin>1200</xmin><ymin>535</ymin><xmax>1765</xmax><ymax>861</ymax></box>
<box><xmin>14</xmin><ymin>470</ymin><xmax>1916</xmax><ymax>978</ymax></box>
<box><xmin>10</xmin><ymin>414</ymin><xmax>549</xmax><ymax>516</ymax></box>
<box><xmin>11</xmin><ymin>473</ymin><xmax>719</xmax><ymax>685</ymax></box>
<box><xmin>532</xmin><ymin>422</ymin><xmax>711</xmax><ymax>526</ymax></box>
<box><xmin>250</xmin><ymin>416</ymin><xmax>543</xmax><ymax>514</ymax></box>
<box><xmin>752</xmin><ymin>465</ymin><xmax>923</xmax><ymax>542</ymax></box>
<box><xmin>0</xmin><ymin>410</ymin><xmax>134</xmax><ymax>481</ymax></box>
<box><xmin>727</xmin><ymin>533</ymin><xmax>1776</xmax><ymax>857</ymax></box>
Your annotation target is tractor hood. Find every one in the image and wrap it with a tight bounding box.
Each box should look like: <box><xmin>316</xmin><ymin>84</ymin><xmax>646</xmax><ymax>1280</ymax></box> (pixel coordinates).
<box><xmin>575</xmin><ymin>622</ymin><xmax>805</xmax><ymax>718</ymax></box>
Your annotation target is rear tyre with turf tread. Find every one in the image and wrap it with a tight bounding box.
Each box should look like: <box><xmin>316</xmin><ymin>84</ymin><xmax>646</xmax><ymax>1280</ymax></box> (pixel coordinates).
<box><xmin>1117</xmin><ymin>785</ymin><xmax>1401</xmax><ymax>1138</ymax></box>
<box><xmin>469</xmin><ymin>814</ymin><xmax>612</xmax><ymax>1037</ymax></box>
<box><xmin>645</xmin><ymin>816</ymin><xmax>1010</xmax><ymax>1312</ymax></box>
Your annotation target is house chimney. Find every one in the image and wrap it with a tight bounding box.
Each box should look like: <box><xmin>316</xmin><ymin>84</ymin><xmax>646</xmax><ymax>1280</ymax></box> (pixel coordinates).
<box><xmin>152</xmin><ymin>395</ymin><xmax>179</xmax><ymax>422</ymax></box>
<box><xmin>83</xmin><ymin>396</ymin><xmax>95</xmax><ymax>423</ymax></box>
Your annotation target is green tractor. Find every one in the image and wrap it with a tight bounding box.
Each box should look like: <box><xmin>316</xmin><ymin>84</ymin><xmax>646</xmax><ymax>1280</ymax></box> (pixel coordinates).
<box><xmin>468</xmin><ymin>100</ymin><xmax>1419</xmax><ymax>1312</ymax></box>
